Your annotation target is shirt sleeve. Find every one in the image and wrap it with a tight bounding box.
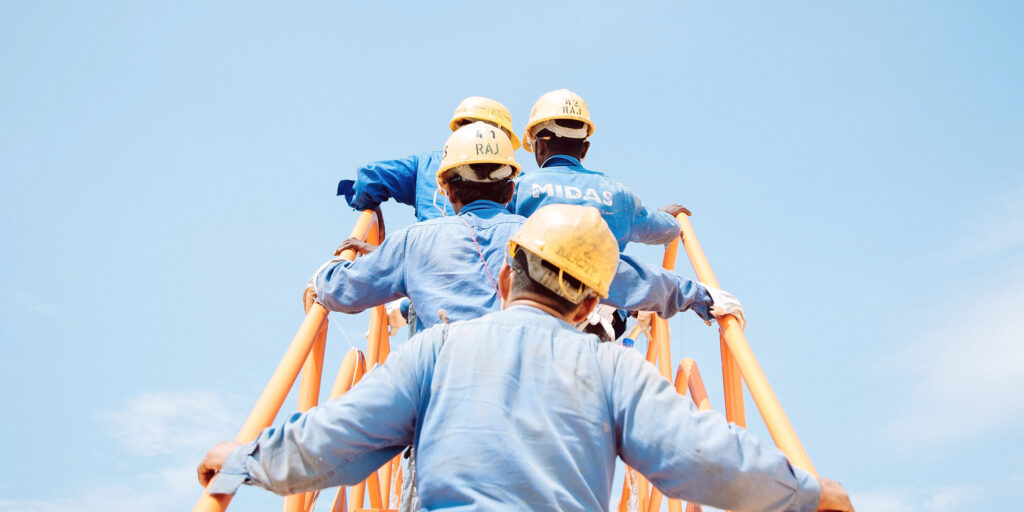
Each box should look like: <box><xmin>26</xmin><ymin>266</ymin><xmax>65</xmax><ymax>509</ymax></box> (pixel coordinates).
<box><xmin>207</xmin><ymin>328</ymin><xmax>444</xmax><ymax>496</ymax></box>
<box><xmin>603</xmin><ymin>254</ymin><xmax>714</xmax><ymax>321</ymax></box>
<box><xmin>314</xmin><ymin>228</ymin><xmax>411</xmax><ymax>314</ymax></box>
<box><xmin>606</xmin><ymin>349</ymin><xmax>821</xmax><ymax>512</ymax></box>
<box><xmin>337</xmin><ymin>154</ymin><xmax>421</xmax><ymax>210</ymax></box>
<box><xmin>623</xmin><ymin>188</ymin><xmax>681</xmax><ymax>246</ymax></box>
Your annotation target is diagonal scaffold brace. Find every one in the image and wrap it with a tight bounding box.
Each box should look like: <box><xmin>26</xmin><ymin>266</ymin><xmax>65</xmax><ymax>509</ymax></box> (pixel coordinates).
<box><xmin>675</xmin><ymin>212</ymin><xmax>817</xmax><ymax>476</ymax></box>
<box><xmin>191</xmin><ymin>210</ymin><xmax>382</xmax><ymax>512</ymax></box>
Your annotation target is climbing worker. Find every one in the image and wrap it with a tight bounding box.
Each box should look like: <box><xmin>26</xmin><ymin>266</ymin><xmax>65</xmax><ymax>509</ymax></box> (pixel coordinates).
<box><xmin>513</xmin><ymin>88</ymin><xmax>744</xmax><ymax>338</ymax></box>
<box><xmin>198</xmin><ymin>204</ymin><xmax>854</xmax><ymax>512</ymax></box>
<box><xmin>336</xmin><ymin>96</ymin><xmax>521</xmax><ymax>222</ymax></box>
<box><xmin>514</xmin><ymin>88</ymin><xmax>687</xmax><ymax>251</ymax></box>
<box><xmin>303</xmin><ymin>122</ymin><xmax>743</xmax><ymax>333</ymax></box>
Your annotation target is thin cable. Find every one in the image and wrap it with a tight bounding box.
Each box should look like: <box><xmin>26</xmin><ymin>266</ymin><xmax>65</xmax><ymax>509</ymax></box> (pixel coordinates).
<box><xmin>456</xmin><ymin>214</ymin><xmax>500</xmax><ymax>297</ymax></box>
<box><xmin>432</xmin><ymin>188</ymin><xmax>448</xmax><ymax>217</ymax></box>
<box><xmin>330</xmin><ymin>313</ymin><xmax>357</xmax><ymax>351</ymax></box>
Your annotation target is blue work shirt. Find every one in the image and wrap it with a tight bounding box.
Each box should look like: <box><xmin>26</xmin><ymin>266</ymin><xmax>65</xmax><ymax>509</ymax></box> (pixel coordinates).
<box><xmin>513</xmin><ymin>155</ymin><xmax>680</xmax><ymax>251</ymax></box>
<box><xmin>337</xmin><ymin>151</ymin><xmax>455</xmax><ymax>222</ymax></box>
<box><xmin>314</xmin><ymin>200</ymin><xmax>713</xmax><ymax>332</ymax></box>
<box><xmin>209</xmin><ymin>306</ymin><xmax>821</xmax><ymax>511</ymax></box>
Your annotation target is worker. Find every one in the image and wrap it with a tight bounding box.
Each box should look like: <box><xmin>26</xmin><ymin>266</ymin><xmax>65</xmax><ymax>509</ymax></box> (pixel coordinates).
<box><xmin>198</xmin><ymin>204</ymin><xmax>854</xmax><ymax>512</ymax></box>
<box><xmin>513</xmin><ymin>88</ymin><xmax>687</xmax><ymax>252</ymax></box>
<box><xmin>304</xmin><ymin>122</ymin><xmax>743</xmax><ymax>333</ymax></box>
<box><xmin>336</xmin><ymin>96</ymin><xmax>521</xmax><ymax>222</ymax></box>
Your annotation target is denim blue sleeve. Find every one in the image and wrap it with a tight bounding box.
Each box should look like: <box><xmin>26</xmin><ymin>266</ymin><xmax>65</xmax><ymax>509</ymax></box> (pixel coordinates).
<box><xmin>207</xmin><ymin>329</ymin><xmax>443</xmax><ymax>496</ymax></box>
<box><xmin>338</xmin><ymin>154</ymin><xmax>421</xmax><ymax>210</ymax></box>
<box><xmin>622</xmin><ymin>188</ymin><xmax>680</xmax><ymax>246</ymax></box>
<box><xmin>605</xmin><ymin>348</ymin><xmax>821</xmax><ymax>512</ymax></box>
<box><xmin>603</xmin><ymin>254</ymin><xmax>713</xmax><ymax>321</ymax></box>
<box><xmin>315</xmin><ymin>229</ymin><xmax>409</xmax><ymax>314</ymax></box>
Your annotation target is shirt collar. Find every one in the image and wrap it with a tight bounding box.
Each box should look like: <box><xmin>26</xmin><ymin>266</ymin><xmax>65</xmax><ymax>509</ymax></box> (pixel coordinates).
<box><xmin>504</xmin><ymin>304</ymin><xmax>577</xmax><ymax>330</ymax></box>
<box><xmin>541</xmin><ymin>155</ymin><xmax>583</xmax><ymax>168</ymax></box>
<box><xmin>458</xmin><ymin>200</ymin><xmax>507</xmax><ymax>215</ymax></box>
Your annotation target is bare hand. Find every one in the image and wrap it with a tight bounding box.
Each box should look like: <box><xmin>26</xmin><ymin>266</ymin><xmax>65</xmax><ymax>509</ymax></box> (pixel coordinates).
<box><xmin>197</xmin><ymin>441</ymin><xmax>242</xmax><ymax>488</ymax></box>
<box><xmin>303</xmin><ymin>286</ymin><xmax>317</xmax><ymax>314</ymax></box>
<box><xmin>334</xmin><ymin>237</ymin><xmax>377</xmax><ymax>257</ymax></box>
<box><xmin>817</xmin><ymin>477</ymin><xmax>854</xmax><ymax>511</ymax></box>
<box><xmin>658</xmin><ymin>204</ymin><xmax>691</xmax><ymax>218</ymax></box>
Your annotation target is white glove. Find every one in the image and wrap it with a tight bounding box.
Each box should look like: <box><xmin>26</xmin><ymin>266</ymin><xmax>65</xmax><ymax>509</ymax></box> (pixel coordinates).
<box><xmin>704</xmin><ymin>284</ymin><xmax>746</xmax><ymax>331</ymax></box>
<box><xmin>580</xmin><ymin>304</ymin><xmax>618</xmax><ymax>341</ymax></box>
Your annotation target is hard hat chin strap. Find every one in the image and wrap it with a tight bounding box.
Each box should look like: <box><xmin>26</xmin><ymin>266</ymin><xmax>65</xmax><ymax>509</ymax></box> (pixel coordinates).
<box><xmin>447</xmin><ymin>164</ymin><xmax>515</xmax><ymax>183</ymax></box>
<box><xmin>531</xmin><ymin>119</ymin><xmax>588</xmax><ymax>140</ymax></box>
<box><xmin>521</xmin><ymin>249</ymin><xmax>591</xmax><ymax>304</ymax></box>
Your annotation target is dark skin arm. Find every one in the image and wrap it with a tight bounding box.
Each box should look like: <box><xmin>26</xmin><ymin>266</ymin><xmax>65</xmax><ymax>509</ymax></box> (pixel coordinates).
<box><xmin>334</xmin><ymin>237</ymin><xmax>377</xmax><ymax>257</ymax></box>
<box><xmin>657</xmin><ymin>204</ymin><xmax>691</xmax><ymax>217</ymax></box>
<box><xmin>303</xmin><ymin>207</ymin><xmax>386</xmax><ymax>313</ymax></box>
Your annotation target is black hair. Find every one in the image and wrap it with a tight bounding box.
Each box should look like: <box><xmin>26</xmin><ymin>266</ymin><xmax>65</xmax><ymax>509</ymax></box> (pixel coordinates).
<box><xmin>445</xmin><ymin>163</ymin><xmax>515</xmax><ymax>205</ymax></box>
<box><xmin>508</xmin><ymin>249</ymin><xmax>583</xmax><ymax>316</ymax></box>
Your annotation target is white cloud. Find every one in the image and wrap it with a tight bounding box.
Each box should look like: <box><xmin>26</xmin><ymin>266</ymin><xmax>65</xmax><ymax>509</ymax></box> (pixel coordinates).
<box><xmin>851</xmin><ymin>489</ymin><xmax>915</xmax><ymax>512</ymax></box>
<box><xmin>887</xmin><ymin>185</ymin><xmax>1024</xmax><ymax>446</ymax></box>
<box><xmin>886</xmin><ymin>266</ymin><xmax>1024</xmax><ymax>445</ymax></box>
<box><xmin>847</xmin><ymin>483</ymin><xmax>983</xmax><ymax>512</ymax></box>
<box><xmin>924</xmin><ymin>486</ymin><xmax>981</xmax><ymax>512</ymax></box>
<box><xmin>851</xmin><ymin>485</ymin><xmax>982</xmax><ymax>512</ymax></box>
<box><xmin>0</xmin><ymin>463</ymin><xmax>199</xmax><ymax>512</ymax></box>
<box><xmin>1</xmin><ymin>392</ymin><xmax>250</xmax><ymax>512</ymax></box>
<box><xmin>100</xmin><ymin>391</ymin><xmax>242</xmax><ymax>456</ymax></box>
<box><xmin>949</xmin><ymin>184</ymin><xmax>1024</xmax><ymax>261</ymax></box>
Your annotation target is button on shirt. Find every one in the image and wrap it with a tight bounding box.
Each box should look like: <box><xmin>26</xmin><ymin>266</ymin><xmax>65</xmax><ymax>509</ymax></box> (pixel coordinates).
<box><xmin>209</xmin><ymin>306</ymin><xmax>820</xmax><ymax>512</ymax></box>
<box><xmin>337</xmin><ymin>151</ymin><xmax>455</xmax><ymax>222</ymax></box>
<box><xmin>513</xmin><ymin>155</ymin><xmax>681</xmax><ymax>251</ymax></box>
<box><xmin>314</xmin><ymin>201</ymin><xmax>714</xmax><ymax>332</ymax></box>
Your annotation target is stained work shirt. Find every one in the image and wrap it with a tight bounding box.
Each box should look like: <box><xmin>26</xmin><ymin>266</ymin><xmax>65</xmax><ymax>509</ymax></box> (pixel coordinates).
<box><xmin>513</xmin><ymin>155</ymin><xmax>681</xmax><ymax>251</ymax></box>
<box><xmin>314</xmin><ymin>200</ymin><xmax>713</xmax><ymax>332</ymax></box>
<box><xmin>209</xmin><ymin>306</ymin><xmax>821</xmax><ymax>512</ymax></box>
<box><xmin>336</xmin><ymin>151</ymin><xmax>455</xmax><ymax>222</ymax></box>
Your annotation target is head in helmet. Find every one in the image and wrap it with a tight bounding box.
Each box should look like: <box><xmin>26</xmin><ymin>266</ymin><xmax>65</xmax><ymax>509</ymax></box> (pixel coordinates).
<box><xmin>450</xmin><ymin>96</ymin><xmax>522</xmax><ymax>150</ymax></box>
<box><xmin>436</xmin><ymin>122</ymin><xmax>522</xmax><ymax>212</ymax></box>
<box><xmin>500</xmin><ymin>204</ymin><xmax>620</xmax><ymax>322</ymax></box>
<box><xmin>522</xmin><ymin>89</ymin><xmax>595</xmax><ymax>166</ymax></box>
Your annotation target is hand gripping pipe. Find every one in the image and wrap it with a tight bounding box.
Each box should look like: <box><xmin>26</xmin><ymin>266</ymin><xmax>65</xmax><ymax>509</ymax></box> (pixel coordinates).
<box><xmin>674</xmin><ymin>213</ymin><xmax>817</xmax><ymax>476</ymax></box>
<box><xmin>192</xmin><ymin>210</ymin><xmax>382</xmax><ymax>512</ymax></box>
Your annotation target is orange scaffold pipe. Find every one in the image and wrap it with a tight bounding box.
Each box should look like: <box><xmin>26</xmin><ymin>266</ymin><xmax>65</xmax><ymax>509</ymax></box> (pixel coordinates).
<box><xmin>192</xmin><ymin>210</ymin><xmax>381</xmax><ymax>512</ymax></box>
<box><xmin>674</xmin><ymin>212</ymin><xmax>817</xmax><ymax>476</ymax></box>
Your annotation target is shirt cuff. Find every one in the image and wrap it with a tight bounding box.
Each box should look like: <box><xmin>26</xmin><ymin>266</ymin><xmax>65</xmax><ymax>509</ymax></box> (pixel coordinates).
<box><xmin>790</xmin><ymin>466</ymin><xmax>821</xmax><ymax>512</ymax></box>
<box><xmin>206</xmin><ymin>440</ymin><xmax>258</xmax><ymax>495</ymax></box>
<box><xmin>691</xmin><ymin>284</ymin><xmax>714</xmax><ymax>322</ymax></box>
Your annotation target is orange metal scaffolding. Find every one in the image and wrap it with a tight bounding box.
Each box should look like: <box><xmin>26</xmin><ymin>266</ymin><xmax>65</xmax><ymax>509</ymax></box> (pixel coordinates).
<box><xmin>192</xmin><ymin>208</ymin><xmax>814</xmax><ymax>512</ymax></box>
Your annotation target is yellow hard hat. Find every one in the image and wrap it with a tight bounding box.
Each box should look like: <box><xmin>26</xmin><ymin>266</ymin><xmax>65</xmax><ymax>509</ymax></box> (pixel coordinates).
<box><xmin>436</xmin><ymin>121</ymin><xmax>522</xmax><ymax>192</ymax></box>
<box><xmin>522</xmin><ymin>89</ymin><xmax>595</xmax><ymax>153</ymax></box>
<box><xmin>508</xmin><ymin>204</ymin><xmax>619</xmax><ymax>301</ymax></box>
<box><xmin>449</xmin><ymin>96</ymin><xmax>522</xmax><ymax>150</ymax></box>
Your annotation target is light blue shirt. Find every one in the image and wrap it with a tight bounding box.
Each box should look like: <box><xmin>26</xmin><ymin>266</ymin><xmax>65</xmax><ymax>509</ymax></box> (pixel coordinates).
<box><xmin>314</xmin><ymin>200</ymin><xmax>713</xmax><ymax>331</ymax></box>
<box><xmin>337</xmin><ymin>151</ymin><xmax>455</xmax><ymax>222</ymax></box>
<box><xmin>209</xmin><ymin>306</ymin><xmax>820</xmax><ymax>511</ymax></box>
<box><xmin>513</xmin><ymin>155</ymin><xmax>681</xmax><ymax>251</ymax></box>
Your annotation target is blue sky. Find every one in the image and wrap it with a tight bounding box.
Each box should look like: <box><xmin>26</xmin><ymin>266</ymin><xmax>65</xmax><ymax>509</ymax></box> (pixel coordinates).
<box><xmin>1</xmin><ymin>2</ymin><xmax>1022</xmax><ymax>511</ymax></box>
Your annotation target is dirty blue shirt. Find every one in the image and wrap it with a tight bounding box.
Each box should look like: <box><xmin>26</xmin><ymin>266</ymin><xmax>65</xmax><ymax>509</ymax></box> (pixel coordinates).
<box><xmin>513</xmin><ymin>155</ymin><xmax>680</xmax><ymax>251</ymax></box>
<box><xmin>209</xmin><ymin>306</ymin><xmax>821</xmax><ymax>512</ymax></box>
<box><xmin>314</xmin><ymin>200</ymin><xmax>713</xmax><ymax>332</ymax></box>
<box><xmin>337</xmin><ymin>151</ymin><xmax>455</xmax><ymax>222</ymax></box>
